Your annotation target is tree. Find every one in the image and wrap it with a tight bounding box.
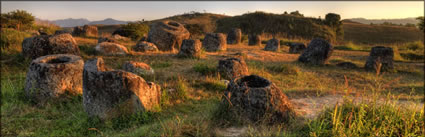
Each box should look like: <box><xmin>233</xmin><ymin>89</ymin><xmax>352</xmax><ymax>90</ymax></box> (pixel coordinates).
<box><xmin>324</xmin><ymin>13</ymin><xmax>343</xmax><ymax>42</ymax></box>
<box><xmin>1</xmin><ymin>10</ymin><xmax>34</xmax><ymax>30</ymax></box>
<box><xmin>290</xmin><ymin>11</ymin><xmax>303</xmax><ymax>17</ymax></box>
<box><xmin>416</xmin><ymin>16</ymin><xmax>424</xmax><ymax>32</ymax></box>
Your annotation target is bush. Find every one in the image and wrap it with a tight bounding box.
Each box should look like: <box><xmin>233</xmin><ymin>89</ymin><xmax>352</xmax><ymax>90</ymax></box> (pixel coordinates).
<box><xmin>404</xmin><ymin>41</ymin><xmax>424</xmax><ymax>51</ymax></box>
<box><xmin>0</xmin><ymin>28</ymin><xmax>32</xmax><ymax>50</ymax></box>
<box><xmin>113</xmin><ymin>21</ymin><xmax>149</xmax><ymax>41</ymax></box>
<box><xmin>1</xmin><ymin>10</ymin><xmax>34</xmax><ymax>31</ymax></box>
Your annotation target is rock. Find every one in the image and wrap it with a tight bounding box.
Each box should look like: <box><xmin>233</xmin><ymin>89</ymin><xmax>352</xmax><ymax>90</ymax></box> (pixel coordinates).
<box><xmin>72</xmin><ymin>25</ymin><xmax>98</xmax><ymax>37</ymax></box>
<box><xmin>264</xmin><ymin>38</ymin><xmax>280</xmax><ymax>51</ymax></box>
<box><xmin>112</xmin><ymin>34</ymin><xmax>129</xmax><ymax>41</ymax></box>
<box><xmin>147</xmin><ymin>20</ymin><xmax>190</xmax><ymax>52</ymax></box>
<box><xmin>227</xmin><ymin>28</ymin><xmax>242</xmax><ymax>44</ymax></box>
<box><xmin>248</xmin><ymin>34</ymin><xmax>261</xmax><ymax>46</ymax></box>
<box><xmin>289</xmin><ymin>43</ymin><xmax>306</xmax><ymax>54</ymax></box>
<box><xmin>202</xmin><ymin>33</ymin><xmax>227</xmax><ymax>52</ymax></box>
<box><xmin>223</xmin><ymin>75</ymin><xmax>294</xmax><ymax>123</ymax></box>
<box><xmin>122</xmin><ymin>61</ymin><xmax>154</xmax><ymax>76</ymax></box>
<box><xmin>336</xmin><ymin>62</ymin><xmax>358</xmax><ymax>69</ymax></box>
<box><xmin>83</xmin><ymin>58</ymin><xmax>161</xmax><ymax>120</ymax></box>
<box><xmin>95</xmin><ymin>42</ymin><xmax>129</xmax><ymax>55</ymax></box>
<box><xmin>217</xmin><ymin>57</ymin><xmax>249</xmax><ymax>80</ymax></box>
<box><xmin>55</xmin><ymin>30</ymin><xmax>72</xmax><ymax>35</ymax></box>
<box><xmin>24</xmin><ymin>54</ymin><xmax>84</xmax><ymax>102</ymax></box>
<box><xmin>98</xmin><ymin>37</ymin><xmax>116</xmax><ymax>43</ymax></box>
<box><xmin>177</xmin><ymin>39</ymin><xmax>202</xmax><ymax>58</ymax></box>
<box><xmin>298</xmin><ymin>38</ymin><xmax>333</xmax><ymax>65</ymax></box>
<box><xmin>364</xmin><ymin>46</ymin><xmax>394</xmax><ymax>72</ymax></box>
<box><xmin>22</xmin><ymin>34</ymin><xmax>80</xmax><ymax>59</ymax></box>
<box><xmin>132</xmin><ymin>41</ymin><xmax>159</xmax><ymax>52</ymax></box>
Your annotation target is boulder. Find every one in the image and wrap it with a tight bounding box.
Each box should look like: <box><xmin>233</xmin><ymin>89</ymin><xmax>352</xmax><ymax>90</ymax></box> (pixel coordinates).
<box><xmin>132</xmin><ymin>41</ymin><xmax>159</xmax><ymax>52</ymax></box>
<box><xmin>22</xmin><ymin>33</ymin><xmax>80</xmax><ymax>59</ymax></box>
<box><xmin>227</xmin><ymin>28</ymin><xmax>242</xmax><ymax>44</ymax></box>
<box><xmin>95</xmin><ymin>42</ymin><xmax>129</xmax><ymax>55</ymax></box>
<box><xmin>217</xmin><ymin>57</ymin><xmax>249</xmax><ymax>80</ymax></box>
<box><xmin>54</xmin><ymin>30</ymin><xmax>72</xmax><ymax>35</ymax></box>
<box><xmin>298</xmin><ymin>38</ymin><xmax>333</xmax><ymax>65</ymax></box>
<box><xmin>223</xmin><ymin>75</ymin><xmax>294</xmax><ymax>123</ymax></box>
<box><xmin>83</xmin><ymin>58</ymin><xmax>161</xmax><ymax>120</ymax></box>
<box><xmin>289</xmin><ymin>43</ymin><xmax>306</xmax><ymax>54</ymax></box>
<box><xmin>98</xmin><ymin>37</ymin><xmax>116</xmax><ymax>43</ymax></box>
<box><xmin>177</xmin><ymin>39</ymin><xmax>202</xmax><ymax>58</ymax></box>
<box><xmin>202</xmin><ymin>33</ymin><xmax>227</xmax><ymax>52</ymax></box>
<box><xmin>364</xmin><ymin>46</ymin><xmax>394</xmax><ymax>72</ymax></box>
<box><xmin>336</xmin><ymin>62</ymin><xmax>358</xmax><ymax>69</ymax></box>
<box><xmin>147</xmin><ymin>20</ymin><xmax>190</xmax><ymax>52</ymax></box>
<box><xmin>25</xmin><ymin>54</ymin><xmax>84</xmax><ymax>102</ymax></box>
<box><xmin>248</xmin><ymin>34</ymin><xmax>261</xmax><ymax>46</ymax></box>
<box><xmin>72</xmin><ymin>25</ymin><xmax>98</xmax><ymax>37</ymax></box>
<box><xmin>264</xmin><ymin>38</ymin><xmax>280</xmax><ymax>51</ymax></box>
<box><xmin>122</xmin><ymin>61</ymin><xmax>154</xmax><ymax>76</ymax></box>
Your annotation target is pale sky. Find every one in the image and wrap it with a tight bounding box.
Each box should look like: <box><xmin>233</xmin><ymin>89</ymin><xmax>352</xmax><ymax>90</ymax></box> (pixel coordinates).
<box><xmin>1</xmin><ymin>1</ymin><xmax>424</xmax><ymax>21</ymax></box>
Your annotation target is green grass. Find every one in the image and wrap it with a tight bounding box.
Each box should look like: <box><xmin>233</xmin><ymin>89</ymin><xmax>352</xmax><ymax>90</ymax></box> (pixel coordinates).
<box><xmin>334</xmin><ymin>42</ymin><xmax>371</xmax><ymax>51</ymax></box>
<box><xmin>0</xmin><ymin>28</ymin><xmax>32</xmax><ymax>50</ymax></box>
<box><xmin>307</xmin><ymin>95</ymin><xmax>424</xmax><ymax>137</ymax></box>
<box><xmin>192</xmin><ymin>62</ymin><xmax>217</xmax><ymax>76</ymax></box>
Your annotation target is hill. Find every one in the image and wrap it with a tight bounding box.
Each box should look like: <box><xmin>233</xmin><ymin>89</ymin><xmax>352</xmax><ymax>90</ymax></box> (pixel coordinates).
<box><xmin>343</xmin><ymin>21</ymin><xmax>424</xmax><ymax>45</ymax></box>
<box><xmin>346</xmin><ymin>17</ymin><xmax>419</xmax><ymax>25</ymax></box>
<box><xmin>52</xmin><ymin>18</ymin><xmax>91</xmax><ymax>27</ymax></box>
<box><xmin>50</xmin><ymin>18</ymin><xmax>128</xmax><ymax>27</ymax></box>
<box><xmin>88</xmin><ymin>18</ymin><xmax>128</xmax><ymax>25</ymax></box>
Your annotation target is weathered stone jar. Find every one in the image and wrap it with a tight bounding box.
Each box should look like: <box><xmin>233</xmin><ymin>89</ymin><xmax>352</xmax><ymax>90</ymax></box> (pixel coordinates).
<box><xmin>122</xmin><ymin>61</ymin><xmax>155</xmax><ymax>76</ymax></box>
<box><xmin>227</xmin><ymin>28</ymin><xmax>242</xmax><ymax>44</ymax></box>
<box><xmin>25</xmin><ymin>54</ymin><xmax>84</xmax><ymax>102</ymax></box>
<box><xmin>264</xmin><ymin>38</ymin><xmax>280</xmax><ymax>51</ymax></box>
<box><xmin>83</xmin><ymin>58</ymin><xmax>161</xmax><ymax>120</ymax></box>
<box><xmin>288</xmin><ymin>43</ymin><xmax>306</xmax><ymax>54</ymax></box>
<box><xmin>217</xmin><ymin>57</ymin><xmax>249</xmax><ymax>80</ymax></box>
<box><xmin>364</xmin><ymin>46</ymin><xmax>394</xmax><ymax>72</ymax></box>
<box><xmin>298</xmin><ymin>38</ymin><xmax>333</xmax><ymax>65</ymax></box>
<box><xmin>22</xmin><ymin>33</ymin><xmax>80</xmax><ymax>59</ymax></box>
<box><xmin>202</xmin><ymin>33</ymin><xmax>227</xmax><ymax>52</ymax></box>
<box><xmin>223</xmin><ymin>75</ymin><xmax>294</xmax><ymax>123</ymax></box>
<box><xmin>95</xmin><ymin>42</ymin><xmax>129</xmax><ymax>55</ymax></box>
<box><xmin>177</xmin><ymin>39</ymin><xmax>202</xmax><ymax>58</ymax></box>
<box><xmin>147</xmin><ymin>20</ymin><xmax>190</xmax><ymax>52</ymax></box>
<box><xmin>248</xmin><ymin>34</ymin><xmax>261</xmax><ymax>46</ymax></box>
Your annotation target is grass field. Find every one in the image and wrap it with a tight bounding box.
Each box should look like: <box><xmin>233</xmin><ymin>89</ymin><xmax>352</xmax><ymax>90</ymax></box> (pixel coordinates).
<box><xmin>1</xmin><ymin>33</ymin><xmax>424</xmax><ymax>136</ymax></box>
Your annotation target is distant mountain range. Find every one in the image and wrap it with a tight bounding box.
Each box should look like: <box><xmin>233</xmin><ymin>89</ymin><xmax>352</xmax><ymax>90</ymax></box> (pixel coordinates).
<box><xmin>345</xmin><ymin>17</ymin><xmax>420</xmax><ymax>25</ymax></box>
<box><xmin>43</xmin><ymin>18</ymin><xmax>129</xmax><ymax>27</ymax></box>
<box><xmin>41</xmin><ymin>16</ymin><xmax>420</xmax><ymax>28</ymax></box>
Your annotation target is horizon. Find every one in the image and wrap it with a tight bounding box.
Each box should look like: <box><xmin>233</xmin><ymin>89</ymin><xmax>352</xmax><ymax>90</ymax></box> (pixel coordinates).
<box><xmin>2</xmin><ymin>1</ymin><xmax>424</xmax><ymax>22</ymax></box>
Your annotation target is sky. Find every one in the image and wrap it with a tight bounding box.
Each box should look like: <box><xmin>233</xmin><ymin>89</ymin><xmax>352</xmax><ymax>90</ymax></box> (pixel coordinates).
<box><xmin>1</xmin><ymin>1</ymin><xmax>424</xmax><ymax>21</ymax></box>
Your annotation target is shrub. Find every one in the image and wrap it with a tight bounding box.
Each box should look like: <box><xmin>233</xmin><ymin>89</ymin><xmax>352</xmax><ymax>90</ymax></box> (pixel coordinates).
<box><xmin>113</xmin><ymin>21</ymin><xmax>149</xmax><ymax>41</ymax></box>
<box><xmin>175</xmin><ymin>76</ymin><xmax>189</xmax><ymax>100</ymax></box>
